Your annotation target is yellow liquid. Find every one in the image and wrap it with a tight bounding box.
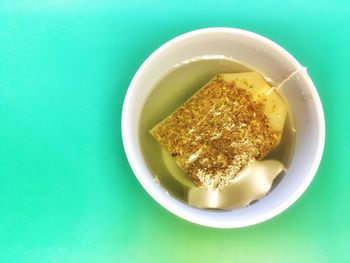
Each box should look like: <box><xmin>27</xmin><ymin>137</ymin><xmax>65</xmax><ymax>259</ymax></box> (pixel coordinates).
<box><xmin>139</xmin><ymin>58</ymin><xmax>296</xmax><ymax>209</ymax></box>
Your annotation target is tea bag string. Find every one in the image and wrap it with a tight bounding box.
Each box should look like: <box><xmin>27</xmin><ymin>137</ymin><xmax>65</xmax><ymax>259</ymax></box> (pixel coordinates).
<box><xmin>275</xmin><ymin>67</ymin><xmax>307</xmax><ymax>91</ymax></box>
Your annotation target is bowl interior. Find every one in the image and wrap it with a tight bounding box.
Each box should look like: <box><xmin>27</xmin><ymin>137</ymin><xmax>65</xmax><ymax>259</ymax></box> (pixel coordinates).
<box><xmin>122</xmin><ymin>28</ymin><xmax>325</xmax><ymax>228</ymax></box>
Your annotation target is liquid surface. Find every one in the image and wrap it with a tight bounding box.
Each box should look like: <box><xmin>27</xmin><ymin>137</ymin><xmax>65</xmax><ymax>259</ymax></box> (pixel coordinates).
<box><xmin>139</xmin><ymin>58</ymin><xmax>296</xmax><ymax>209</ymax></box>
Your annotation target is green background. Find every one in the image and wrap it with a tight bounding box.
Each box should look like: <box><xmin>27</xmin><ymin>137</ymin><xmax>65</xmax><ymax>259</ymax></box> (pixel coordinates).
<box><xmin>1</xmin><ymin>1</ymin><xmax>349</xmax><ymax>262</ymax></box>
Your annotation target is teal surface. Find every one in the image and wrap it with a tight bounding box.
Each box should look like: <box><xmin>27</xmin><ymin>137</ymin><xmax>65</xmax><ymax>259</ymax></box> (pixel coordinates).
<box><xmin>1</xmin><ymin>1</ymin><xmax>349</xmax><ymax>262</ymax></box>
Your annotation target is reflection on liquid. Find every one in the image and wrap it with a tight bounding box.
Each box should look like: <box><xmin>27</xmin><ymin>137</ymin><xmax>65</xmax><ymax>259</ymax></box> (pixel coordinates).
<box><xmin>163</xmin><ymin>149</ymin><xmax>285</xmax><ymax>210</ymax></box>
<box><xmin>188</xmin><ymin>160</ymin><xmax>285</xmax><ymax>209</ymax></box>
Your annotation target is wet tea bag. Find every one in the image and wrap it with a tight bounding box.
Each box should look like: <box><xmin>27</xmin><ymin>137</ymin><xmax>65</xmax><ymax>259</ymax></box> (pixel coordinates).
<box><xmin>151</xmin><ymin>72</ymin><xmax>287</xmax><ymax>190</ymax></box>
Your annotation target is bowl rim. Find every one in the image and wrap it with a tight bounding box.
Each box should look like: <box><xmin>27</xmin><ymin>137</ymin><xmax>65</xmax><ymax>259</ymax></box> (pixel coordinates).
<box><xmin>121</xmin><ymin>27</ymin><xmax>325</xmax><ymax>228</ymax></box>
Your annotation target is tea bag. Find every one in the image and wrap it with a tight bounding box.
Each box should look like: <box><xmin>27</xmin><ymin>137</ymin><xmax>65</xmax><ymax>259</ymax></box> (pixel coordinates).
<box><xmin>151</xmin><ymin>72</ymin><xmax>287</xmax><ymax>190</ymax></box>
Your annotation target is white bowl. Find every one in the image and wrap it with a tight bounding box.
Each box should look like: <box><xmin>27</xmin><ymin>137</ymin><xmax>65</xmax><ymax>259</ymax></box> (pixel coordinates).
<box><xmin>122</xmin><ymin>28</ymin><xmax>325</xmax><ymax>228</ymax></box>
